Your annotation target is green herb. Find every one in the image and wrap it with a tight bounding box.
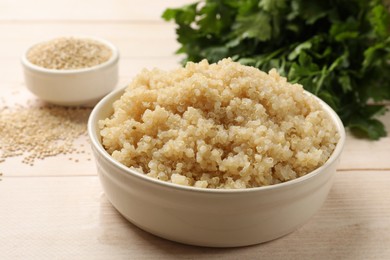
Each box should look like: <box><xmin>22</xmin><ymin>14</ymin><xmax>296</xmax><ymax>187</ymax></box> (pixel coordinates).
<box><xmin>163</xmin><ymin>0</ymin><xmax>390</xmax><ymax>139</ymax></box>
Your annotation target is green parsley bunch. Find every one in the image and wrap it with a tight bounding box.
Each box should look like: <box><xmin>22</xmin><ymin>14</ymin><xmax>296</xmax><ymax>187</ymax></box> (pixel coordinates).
<box><xmin>163</xmin><ymin>0</ymin><xmax>390</xmax><ymax>139</ymax></box>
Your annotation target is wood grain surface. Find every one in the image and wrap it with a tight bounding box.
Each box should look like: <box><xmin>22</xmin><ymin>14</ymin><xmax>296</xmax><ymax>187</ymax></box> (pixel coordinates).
<box><xmin>0</xmin><ymin>1</ymin><xmax>389</xmax><ymax>259</ymax></box>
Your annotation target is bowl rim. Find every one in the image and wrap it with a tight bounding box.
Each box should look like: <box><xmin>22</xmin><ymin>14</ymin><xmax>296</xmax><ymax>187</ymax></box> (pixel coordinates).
<box><xmin>88</xmin><ymin>87</ymin><xmax>346</xmax><ymax>194</ymax></box>
<box><xmin>21</xmin><ymin>35</ymin><xmax>119</xmax><ymax>74</ymax></box>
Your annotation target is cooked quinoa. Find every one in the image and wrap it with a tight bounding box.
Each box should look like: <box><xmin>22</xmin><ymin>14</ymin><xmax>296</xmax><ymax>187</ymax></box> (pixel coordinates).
<box><xmin>27</xmin><ymin>37</ymin><xmax>112</xmax><ymax>70</ymax></box>
<box><xmin>99</xmin><ymin>58</ymin><xmax>340</xmax><ymax>189</ymax></box>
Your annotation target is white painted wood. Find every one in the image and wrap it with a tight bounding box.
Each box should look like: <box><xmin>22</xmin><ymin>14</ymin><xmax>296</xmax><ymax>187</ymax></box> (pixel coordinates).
<box><xmin>0</xmin><ymin>172</ymin><xmax>389</xmax><ymax>259</ymax></box>
<box><xmin>0</xmin><ymin>0</ymin><xmax>194</xmax><ymax>21</ymax></box>
<box><xmin>0</xmin><ymin>1</ymin><xmax>390</xmax><ymax>258</ymax></box>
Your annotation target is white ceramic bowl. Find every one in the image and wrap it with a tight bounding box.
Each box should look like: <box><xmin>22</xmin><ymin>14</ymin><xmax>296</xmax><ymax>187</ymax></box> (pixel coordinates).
<box><xmin>21</xmin><ymin>36</ymin><xmax>119</xmax><ymax>106</ymax></box>
<box><xmin>88</xmin><ymin>88</ymin><xmax>345</xmax><ymax>247</ymax></box>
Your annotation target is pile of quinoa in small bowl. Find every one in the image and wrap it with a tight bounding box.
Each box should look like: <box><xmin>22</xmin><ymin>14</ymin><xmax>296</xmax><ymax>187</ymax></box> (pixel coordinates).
<box><xmin>99</xmin><ymin>58</ymin><xmax>340</xmax><ymax>189</ymax></box>
<box><xmin>22</xmin><ymin>36</ymin><xmax>119</xmax><ymax>106</ymax></box>
<box><xmin>27</xmin><ymin>37</ymin><xmax>112</xmax><ymax>70</ymax></box>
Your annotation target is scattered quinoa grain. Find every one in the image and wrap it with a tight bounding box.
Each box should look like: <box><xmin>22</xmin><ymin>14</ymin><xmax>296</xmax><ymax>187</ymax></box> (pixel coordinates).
<box><xmin>0</xmin><ymin>102</ymin><xmax>91</xmax><ymax>166</ymax></box>
<box><xmin>99</xmin><ymin>59</ymin><xmax>340</xmax><ymax>189</ymax></box>
<box><xmin>27</xmin><ymin>37</ymin><xmax>112</xmax><ymax>70</ymax></box>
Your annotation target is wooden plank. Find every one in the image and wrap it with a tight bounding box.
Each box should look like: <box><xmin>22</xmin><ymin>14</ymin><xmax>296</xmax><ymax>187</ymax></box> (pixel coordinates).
<box><xmin>0</xmin><ymin>23</ymin><xmax>180</xmax><ymax>59</ymax></box>
<box><xmin>340</xmin><ymin>111</ymin><xmax>390</xmax><ymax>170</ymax></box>
<box><xmin>0</xmin><ymin>171</ymin><xmax>389</xmax><ymax>259</ymax></box>
<box><xmin>0</xmin><ymin>0</ymin><xmax>193</xmax><ymax>22</ymax></box>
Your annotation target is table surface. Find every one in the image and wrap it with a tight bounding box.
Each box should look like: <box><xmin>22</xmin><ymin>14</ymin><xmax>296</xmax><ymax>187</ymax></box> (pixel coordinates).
<box><xmin>1</xmin><ymin>1</ymin><xmax>390</xmax><ymax>259</ymax></box>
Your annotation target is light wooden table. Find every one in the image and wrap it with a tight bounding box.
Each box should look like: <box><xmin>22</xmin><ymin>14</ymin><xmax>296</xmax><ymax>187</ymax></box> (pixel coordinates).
<box><xmin>1</xmin><ymin>1</ymin><xmax>389</xmax><ymax>259</ymax></box>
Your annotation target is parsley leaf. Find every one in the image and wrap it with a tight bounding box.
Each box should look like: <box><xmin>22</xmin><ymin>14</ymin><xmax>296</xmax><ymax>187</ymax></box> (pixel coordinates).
<box><xmin>163</xmin><ymin>0</ymin><xmax>390</xmax><ymax>139</ymax></box>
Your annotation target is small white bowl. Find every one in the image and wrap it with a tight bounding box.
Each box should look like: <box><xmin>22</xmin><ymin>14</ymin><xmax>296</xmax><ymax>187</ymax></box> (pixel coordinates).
<box><xmin>21</xmin><ymin>36</ymin><xmax>119</xmax><ymax>106</ymax></box>
<box><xmin>88</xmin><ymin>88</ymin><xmax>345</xmax><ymax>247</ymax></box>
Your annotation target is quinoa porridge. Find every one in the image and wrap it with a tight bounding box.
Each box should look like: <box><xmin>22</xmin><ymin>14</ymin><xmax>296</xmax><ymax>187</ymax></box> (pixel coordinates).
<box><xmin>99</xmin><ymin>58</ymin><xmax>340</xmax><ymax>189</ymax></box>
